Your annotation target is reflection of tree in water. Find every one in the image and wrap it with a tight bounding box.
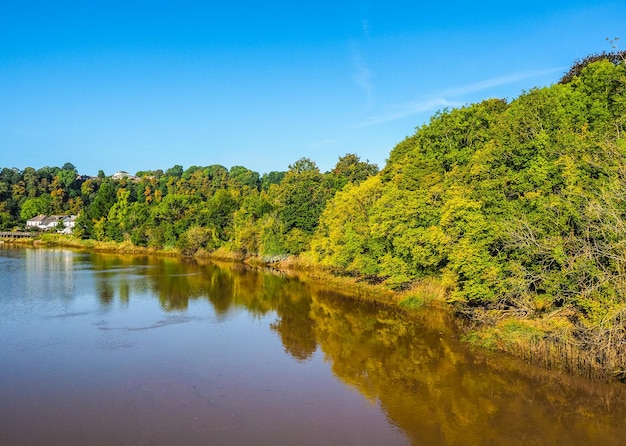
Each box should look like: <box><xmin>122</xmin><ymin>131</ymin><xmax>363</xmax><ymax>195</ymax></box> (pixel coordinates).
<box><xmin>269</xmin><ymin>280</ymin><xmax>317</xmax><ymax>362</ymax></box>
<box><xmin>91</xmin><ymin>254</ymin><xmax>236</xmax><ymax>312</ymax></box>
<box><xmin>92</xmin><ymin>254</ymin><xmax>150</xmax><ymax>307</ymax></box>
<box><xmin>202</xmin><ymin>262</ymin><xmax>318</xmax><ymax>362</ymax></box>
<box><xmin>91</xmin><ymin>253</ymin><xmax>318</xmax><ymax>360</ymax></box>
<box><xmin>307</xmin><ymin>289</ymin><xmax>626</xmax><ymax>445</ymax></box>
<box><xmin>87</xmin><ymin>252</ymin><xmax>626</xmax><ymax>444</ymax></box>
<box><xmin>88</xmin><ymin>254</ymin><xmax>318</xmax><ymax>362</ymax></box>
<box><xmin>207</xmin><ymin>262</ymin><xmax>318</xmax><ymax>361</ymax></box>
<box><xmin>151</xmin><ymin>259</ymin><xmax>202</xmax><ymax>311</ymax></box>
<box><xmin>96</xmin><ymin>280</ymin><xmax>114</xmax><ymax>306</ymax></box>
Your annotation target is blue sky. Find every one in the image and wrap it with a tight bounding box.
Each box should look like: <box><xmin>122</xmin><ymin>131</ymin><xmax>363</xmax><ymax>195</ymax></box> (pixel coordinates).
<box><xmin>1</xmin><ymin>1</ymin><xmax>624</xmax><ymax>176</ymax></box>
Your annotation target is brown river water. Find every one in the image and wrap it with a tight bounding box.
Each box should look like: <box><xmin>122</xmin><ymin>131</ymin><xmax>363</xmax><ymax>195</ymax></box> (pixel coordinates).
<box><xmin>1</xmin><ymin>246</ymin><xmax>626</xmax><ymax>445</ymax></box>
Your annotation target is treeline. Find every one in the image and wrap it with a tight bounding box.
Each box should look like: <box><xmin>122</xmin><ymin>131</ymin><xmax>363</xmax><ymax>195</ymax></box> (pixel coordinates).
<box><xmin>0</xmin><ymin>155</ymin><xmax>378</xmax><ymax>259</ymax></box>
<box><xmin>2</xmin><ymin>54</ymin><xmax>626</xmax><ymax>377</ymax></box>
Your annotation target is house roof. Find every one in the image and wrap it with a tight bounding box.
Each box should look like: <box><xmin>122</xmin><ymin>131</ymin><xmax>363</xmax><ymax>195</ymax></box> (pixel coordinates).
<box><xmin>41</xmin><ymin>216</ymin><xmax>64</xmax><ymax>226</ymax></box>
<box><xmin>27</xmin><ymin>214</ymin><xmax>78</xmax><ymax>230</ymax></box>
<box><xmin>27</xmin><ymin>214</ymin><xmax>47</xmax><ymax>223</ymax></box>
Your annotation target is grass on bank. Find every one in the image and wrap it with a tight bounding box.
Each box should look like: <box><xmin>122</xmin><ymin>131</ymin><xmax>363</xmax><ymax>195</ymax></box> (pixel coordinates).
<box><xmin>33</xmin><ymin>233</ymin><xmax>181</xmax><ymax>256</ymax></box>
<box><xmin>399</xmin><ymin>277</ymin><xmax>448</xmax><ymax>310</ymax></box>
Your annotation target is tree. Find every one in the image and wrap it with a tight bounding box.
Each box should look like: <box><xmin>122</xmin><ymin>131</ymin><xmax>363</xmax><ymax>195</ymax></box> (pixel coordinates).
<box><xmin>22</xmin><ymin>167</ymin><xmax>39</xmax><ymax>198</ymax></box>
<box><xmin>20</xmin><ymin>195</ymin><xmax>52</xmax><ymax>221</ymax></box>
<box><xmin>196</xmin><ymin>189</ymin><xmax>239</xmax><ymax>244</ymax></box>
<box><xmin>62</xmin><ymin>162</ymin><xmax>77</xmax><ymax>173</ymax></box>
<box><xmin>331</xmin><ymin>153</ymin><xmax>379</xmax><ymax>190</ymax></box>
<box><xmin>560</xmin><ymin>50</ymin><xmax>626</xmax><ymax>84</ymax></box>
<box><xmin>178</xmin><ymin>225</ymin><xmax>214</xmax><ymax>256</ymax></box>
<box><xmin>311</xmin><ymin>176</ymin><xmax>384</xmax><ymax>276</ymax></box>
<box><xmin>288</xmin><ymin>157</ymin><xmax>318</xmax><ymax>174</ymax></box>
<box><xmin>106</xmin><ymin>189</ymin><xmax>132</xmax><ymax>241</ymax></box>
<box><xmin>165</xmin><ymin>164</ymin><xmax>184</xmax><ymax>179</ymax></box>
<box><xmin>57</xmin><ymin>167</ymin><xmax>77</xmax><ymax>191</ymax></box>
<box><xmin>229</xmin><ymin>166</ymin><xmax>260</xmax><ymax>190</ymax></box>
<box><xmin>278</xmin><ymin>158</ymin><xmax>325</xmax><ymax>236</ymax></box>
<box><xmin>261</xmin><ymin>171</ymin><xmax>286</xmax><ymax>191</ymax></box>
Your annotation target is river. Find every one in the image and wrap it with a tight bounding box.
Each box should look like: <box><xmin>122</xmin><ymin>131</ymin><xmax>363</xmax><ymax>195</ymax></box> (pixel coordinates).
<box><xmin>1</xmin><ymin>246</ymin><xmax>625</xmax><ymax>445</ymax></box>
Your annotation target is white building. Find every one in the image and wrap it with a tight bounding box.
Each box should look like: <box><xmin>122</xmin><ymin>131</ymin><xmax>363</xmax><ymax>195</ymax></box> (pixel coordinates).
<box><xmin>26</xmin><ymin>215</ymin><xmax>78</xmax><ymax>233</ymax></box>
<box><xmin>112</xmin><ymin>171</ymin><xmax>139</xmax><ymax>181</ymax></box>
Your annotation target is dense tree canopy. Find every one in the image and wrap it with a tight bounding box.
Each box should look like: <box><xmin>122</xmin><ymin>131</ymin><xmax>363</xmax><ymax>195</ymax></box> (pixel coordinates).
<box><xmin>0</xmin><ymin>153</ymin><xmax>378</xmax><ymax>257</ymax></box>
<box><xmin>311</xmin><ymin>57</ymin><xmax>626</xmax><ymax>373</ymax></box>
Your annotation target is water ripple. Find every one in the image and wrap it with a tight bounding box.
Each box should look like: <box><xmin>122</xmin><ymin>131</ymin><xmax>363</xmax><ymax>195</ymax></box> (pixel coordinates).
<box><xmin>96</xmin><ymin>316</ymin><xmax>192</xmax><ymax>331</ymax></box>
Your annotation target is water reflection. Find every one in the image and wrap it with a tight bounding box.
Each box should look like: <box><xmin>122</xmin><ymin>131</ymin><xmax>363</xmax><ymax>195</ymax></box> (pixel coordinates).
<box><xmin>3</xmin><ymin>247</ymin><xmax>626</xmax><ymax>445</ymax></box>
<box><xmin>23</xmin><ymin>248</ymin><xmax>79</xmax><ymax>300</ymax></box>
<box><xmin>84</xmin><ymin>250</ymin><xmax>626</xmax><ymax>444</ymax></box>
<box><xmin>305</xmin><ymin>291</ymin><xmax>626</xmax><ymax>445</ymax></box>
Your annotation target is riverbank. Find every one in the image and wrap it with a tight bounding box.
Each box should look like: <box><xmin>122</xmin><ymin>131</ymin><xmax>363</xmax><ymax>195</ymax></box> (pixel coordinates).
<box><xmin>10</xmin><ymin>233</ymin><xmax>623</xmax><ymax>383</ymax></box>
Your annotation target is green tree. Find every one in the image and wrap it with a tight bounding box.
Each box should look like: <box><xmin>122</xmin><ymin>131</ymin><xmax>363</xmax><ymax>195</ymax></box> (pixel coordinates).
<box><xmin>330</xmin><ymin>153</ymin><xmax>379</xmax><ymax>191</ymax></box>
<box><xmin>196</xmin><ymin>189</ymin><xmax>239</xmax><ymax>245</ymax></box>
<box><xmin>165</xmin><ymin>164</ymin><xmax>184</xmax><ymax>179</ymax></box>
<box><xmin>20</xmin><ymin>195</ymin><xmax>52</xmax><ymax>221</ymax></box>
<box><xmin>311</xmin><ymin>176</ymin><xmax>384</xmax><ymax>276</ymax></box>
<box><xmin>278</xmin><ymin>158</ymin><xmax>327</xmax><ymax>234</ymax></box>
<box><xmin>260</xmin><ymin>171</ymin><xmax>286</xmax><ymax>191</ymax></box>
<box><xmin>228</xmin><ymin>166</ymin><xmax>260</xmax><ymax>190</ymax></box>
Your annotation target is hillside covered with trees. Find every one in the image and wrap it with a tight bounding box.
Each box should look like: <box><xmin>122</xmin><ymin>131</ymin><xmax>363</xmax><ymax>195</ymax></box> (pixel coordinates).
<box><xmin>0</xmin><ymin>155</ymin><xmax>379</xmax><ymax>257</ymax></box>
<box><xmin>2</xmin><ymin>53</ymin><xmax>625</xmax><ymax>379</ymax></box>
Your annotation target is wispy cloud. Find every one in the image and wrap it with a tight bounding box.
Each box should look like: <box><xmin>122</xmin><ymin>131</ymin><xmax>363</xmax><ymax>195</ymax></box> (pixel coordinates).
<box><xmin>361</xmin><ymin>18</ymin><xmax>370</xmax><ymax>38</ymax></box>
<box><xmin>440</xmin><ymin>67</ymin><xmax>566</xmax><ymax>97</ymax></box>
<box><xmin>358</xmin><ymin>67</ymin><xmax>566</xmax><ymax>127</ymax></box>
<box><xmin>350</xmin><ymin>6</ymin><xmax>373</xmax><ymax>100</ymax></box>
<box><xmin>356</xmin><ymin>98</ymin><xmax>459</xmax><ymax>127</ymax></box>
<box><xmin>351</xmin><ymin>44</ymin><xmax>373</xmax><ymax>98</ymax></box>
